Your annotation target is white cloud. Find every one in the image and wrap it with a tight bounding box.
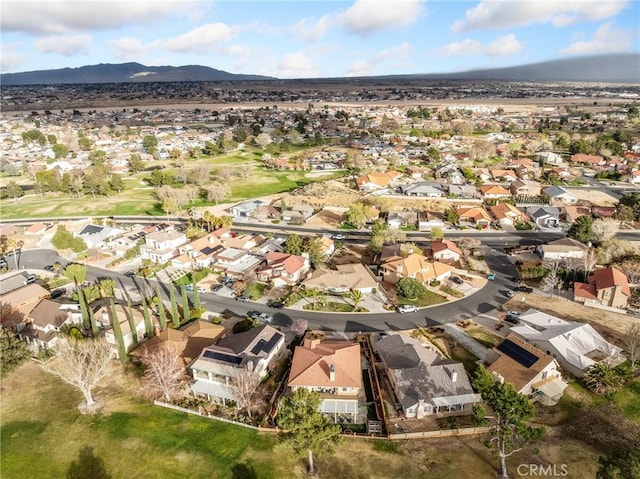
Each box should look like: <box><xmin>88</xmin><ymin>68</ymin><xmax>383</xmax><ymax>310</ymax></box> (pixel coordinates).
<box><xmin>345</xmin><ymin>61</ymin><xmax>374</xmax><ymax>77</ymax></box>
<box><xmin>164</xmin><ymin>23</ymin><xmax>234</xmax><ymax>53</ymax></box>
<box><xmin>340</xmin><ymin>0</ymin><xmax>423</xmax><ymax>36</ymax></box>
<box><xmin>452</xmin><ymin>0</ymin><xmax>627</xmax><ymax>32</ymax></box>
<box><xmin>434</xmin><ymin>34</ymin><xmax>523</xmax><ymax>57</ymax></box>
<box><xmin>108</xmin><ymin>37</ymin><xmax>149</xmax><ymax>61</ymax></box>
<box><xmin>2</xmin><ymin>0</ymin><xmax>199</xmax><ymax>35</ymax></box>
<box><xmin>559</xmin><ymin>21</ymin><xmax>634</xmax><ymax>54</ymax></box>
<box><xmin>375</xmin><ymin>42</ymin><xmax>411</xmax><ymax>61</ymax></box>
<box><xmin>0</xmin><ymin>43</ymin><xmax>28</xmax><ymax>73</ymax></box>
<box><xmin>290</xmin><ymin>15</ymin><xmax>332</xmax><ymax>42</ymax></box>
<box><xmin>277</xmin><ymin>51</ymin><xmax>319</xmax><ymax>78</ymax></box>
<box><xmin>35</xmin><ymin>35</ymin><xmax>92</xmax><ymax>56</ymax></box>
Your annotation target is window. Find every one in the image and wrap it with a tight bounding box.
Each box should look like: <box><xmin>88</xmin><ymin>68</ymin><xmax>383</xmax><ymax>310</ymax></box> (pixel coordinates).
<box><xmin>541</xmin><ymin>371</ymin><xmax>548</xmax><ymax>379</ymax></box>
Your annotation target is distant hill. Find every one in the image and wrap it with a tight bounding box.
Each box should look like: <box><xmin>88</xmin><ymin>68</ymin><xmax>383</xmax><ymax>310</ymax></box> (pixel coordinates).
<box><xmin>1</xmin><ymin>54</ymin><xmax>638</xmax><ymax>85</ymax></box>
<box><xmin>369</xmin><ymin>53</ymin><xmax>640</xmax><ymax>83</ymax></box>
<box><xmin>0</xmin><ymin>62</ymin><xmax>275</xmax><ymax>85</ymax></box>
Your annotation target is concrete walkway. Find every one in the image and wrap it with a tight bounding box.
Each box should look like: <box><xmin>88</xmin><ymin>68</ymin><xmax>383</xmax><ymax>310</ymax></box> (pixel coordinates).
<box><xmin>441</xmin><ymin>323</ymin><xmax>489</xmax><ymax>361</ymax></box>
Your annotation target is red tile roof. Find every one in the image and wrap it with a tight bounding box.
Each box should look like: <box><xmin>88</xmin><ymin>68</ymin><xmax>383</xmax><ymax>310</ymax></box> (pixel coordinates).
<box><xmin>588</xmin><ymin>266</ymin><xmax>631</xmax><ymax>298</ymax></box>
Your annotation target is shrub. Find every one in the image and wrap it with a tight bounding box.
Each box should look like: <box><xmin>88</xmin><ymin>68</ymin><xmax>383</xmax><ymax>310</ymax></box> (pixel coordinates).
<box><xmin>397</xmin><ymin>277</ymin><xmax>426</xmax><ymax>299</ymax></box>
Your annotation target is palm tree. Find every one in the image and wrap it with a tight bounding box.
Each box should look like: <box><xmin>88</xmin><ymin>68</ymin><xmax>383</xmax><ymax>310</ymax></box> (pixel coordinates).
<box><xmin>582</xmin><ymin>363</ymin><xmax>624</xmax><ymax>396</ymax></box>
<box><xmin>53</xmin><ymin>262</ymin><xmax>61</xmax><ymax>279</ymax></box>
<box><xmin>350</xmin><ymin>289</ymin><xmax>363</xmax><ymax>312</ymax></box>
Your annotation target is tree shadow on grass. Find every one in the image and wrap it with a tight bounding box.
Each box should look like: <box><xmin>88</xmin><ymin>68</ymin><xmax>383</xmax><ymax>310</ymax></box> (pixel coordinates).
<box><xmin>67</xmin><ymin>446</ymin><xmax>111</xmax><ymax>479</ymax></box>
<box><xmin>231</xmin><ymin>462</ymin><xmax>258</xmax><ymax>479</ymax></box>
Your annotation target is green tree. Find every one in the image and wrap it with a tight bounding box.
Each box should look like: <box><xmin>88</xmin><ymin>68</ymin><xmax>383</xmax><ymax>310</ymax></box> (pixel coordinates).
<box><xmin>396</xmin><ymin>277</ymin><xmax>426</xmax><ymax>299</ymax></box>
<box><xmin>142</xmin><ymin>135</ymin><xmax>158</xmax><ymax>151</ymax></box>
<box><xmin>64</xmin><ymin>263</ymin><xmax>88</xmax><ymax>286</ymax></box>
<box><xmin>155</xmin><ymin>286</ymin><xmax>167</xmax><ymax>331</ymax></box>
<box><xmin>88</xmin><ymin>307</ymin><xmax>99</xmax><ymax>338</ymax></box>
<box><xmin>0</xmin><ymin>328</ymin><xmax>30</xmax><ymax>377</ymax></box>
<box><xmin>140</xmin><ymin>294</ymin><xmax>155</xmax><ymax>339</ymax></box>
<box><xmin>109</xmin><ymin>300</ymin><xmax>128</xmax><ymax>363</ymax></box>
<box><xmin>169</xmin><ymin>287</ymin><xmax>180</xmax><ymax>328</ymax></box>
<box><xmin>180</xmin><ymin>284</ymin><xmax>191</xmax><ymax>324</ymax></box>
<box><xmin>597</xmin><ymin>449</ymin><xmax>640</xmax><ymax>479</ymax></box>
<box><xmin>5</xmin><ymin>181</ymin><xmax>23</xmax><ymax>200</ymax></box>
<box><xmin>52</xmin><ymin>143</ymin><xmax>69</xmax><ymax>159</ymax></box>
<box><xmin>98</xmin><ymin>278</ymin><xmax>115</xmax><ymax>298</ymax></box>
<box><xmin>619</xmin><ymin>192</ymin><xmax>640</xmax><ymax>221</ymax></box>
<box><xmin>430</xmin><ymin>227</ymin><xmax>444</xmax><ymax>240</ymax></box>
<box><xmin>127</xmin><ymin>154</ymin><xmax>145</xmax><ymax>173</ymax></box>
<box><xmin>567</xmin><ymin>215</ymin><xmax>594</xmax><ymax>243</ymax></box>
<box><xmin>472</xmin><ymin>367</ymin><xmax>545</xmax><ymax>479</ymax></box>
<box><xmin>276</xmin><ymin>388</ymin><xmax>343</xmax><ymax>475</ymax></box>
<box><xmin>582</xmin><ymin>363</ymin><xmax>625</xmax><ymax>396</ymax></box>
<box><xmin>304</xmin><ymin>238</ymin><xmax>325</xmax><ymax>268</ymax></box>
<box><xmin>77</xmin><ymin>136</ymin><xmax>93</xmax><ymax>151</ymax></box>
<box><xmin>350</xmin><ymin>289</ymin><xmax>363</xmax><ymax>311</ymax></box>
<box><xmin>346</xmin><ymin>202</ymin><xmax>374</xmax><ymax>229</ymax></box>
<box><xmin>443</xmin><ymin>208</ymin><xmax>459</xmax><ymax>225</ymax></box>
<box><xmin>284</xmin><ymin>234</ymin><xmax>303</xmax><ymax>255</ymax></box>
<box><xmin>125</xmin><ymin>300</ymin><xmax>138</xmax><ymax>349</ymax></box>
<box><xmin>47</xmin><ymin>134</ymin><xmax>57</xmax><ymax>145</ymax></box>
<box><xmin>109</xmin><ymin>174</ymin><xmax>124</xmax><ymax>194</ymax></box>
<box><xmin>77</xmin><ymin>287</ymin><xmax>90</xmax><ymax>328</ymax></box>
<box><xmin>191</xmin><ymin>278</ymin><xmax>201</xmax><ymax>311</ymax></box>
<box><xmin>614</xmin><ymin>204</ymin><xmax>635</xmax><ymax>225</ymax></box>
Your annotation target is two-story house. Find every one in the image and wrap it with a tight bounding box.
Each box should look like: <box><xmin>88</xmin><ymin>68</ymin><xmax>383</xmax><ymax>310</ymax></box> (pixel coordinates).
<box><xmin>94</xmin><ymin>303</ymin><xmax>148</xmax><ymax>351</ymax></box>
<box><xmin>574</xmin><ymin>266</ymin><xmax>631</xmax><ymax>309</ymax></box>
<box><xmin>486</xmin><ymin>334</ymin><xmax>567</xmax><ymax>406</ymax></box>
<box><xmin>380</xmin><ymin>253</ymin><xmax>454</xmax><ymax>285</ymax></box>
<box><xmin>256</xmin><ymin>252</ymin><xmax>310</xmax><ymax>287</ymax></box>
<box><xmin>429</xmin><ymin>239</ymin><xmax>462</xmax><ymax>262</ymax></box>
<box><xmin>211</xmin><ymin>247</ymin><xmax>264</xmax><ymax>279</ymax></box>
<box><xmin>140</xmin><ymin>229</ymin><xmax>187</xmax><ymax>264</ymax></box>
<box><xmin>171</xmin><ymin>233</ymin><xmax>224</xmax><ymax>270</ymax></box>
<box><xmin>190</xmin><ymin>325</ymin><xmax>285</xmax><ymax>404</ymax></box>
<box><xmin>287</xmin><ymin>335</ymin><xmax>362</xmax><ymax>423</ymax></box>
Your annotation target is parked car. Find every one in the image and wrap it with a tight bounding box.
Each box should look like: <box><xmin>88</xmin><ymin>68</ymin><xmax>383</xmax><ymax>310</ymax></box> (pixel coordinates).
<box><xmin>236</xmin><ymin>295</ymin><xmax>250</xmax><ymax>302</ymax></box>
<box><xmin>248</xmin><ymin>311</ymin><xmax>261</xmax><ymax>320</ymax></box>
<box><xmin>507</xmin><ymin>310</ymin><xmax>521</xmax><ymax>317</ymax></box>
<box><xmin>123</xmin><ymin>271</ymin><xmax>136</xmax><ymax>278</ymax></box>
<box><xmin>258</xmin><ymin>313</ymin><xmax>273</xmax><ymax>323</ymax></box>
<box><xmin>197</xmin><ymin>287</ymin><xmax>207</xmax><ymax>294</ymax></box>
<box><xmin>505</xmin><ymin>290</ymin><xmax>516</xmax><ymax>299</ymax></box>
<box><xmin>450</xmin><ymin>276</ymin><xmax>464</xmax><ymax>285</ymax></box>
<box><xmin>332</xmin><ymin>234</ymin><xmax>345</xmax><ymax>240</ymax></box>
<box><xmin>505</xmin><ymin>315</ymin><xmax>520</xmax><ymax>325</ymax></box>
<box><xmin>50</xmin><ymin>289</ymin><xmax>65</xmax><ymax>299</ymax></box>
<box><xmin>43</xmin><ymin>264</ymin><xmax>55</xmax><ymax>272</ymax></box>
<box><xmin>515</xmin><ymin>285</ymin><xmax>533</xmax><ymax>293</ymax></box>
<box><xmin>210</xmin><ymin>284</ymin><xmax>224</xmax><ymax>292</ymax></box>
<box><xmin>0</xmin><ymin>259</ymin><xmax>8</xmax><ymax>269</ymax></box>
<box><xmin>397</xmin><ymin>304</ymin><xmax>419</xmax><ymax>314</ymax></box>
<box><xmin>25</xmin><ymin>274</ymin><xmax>36</xmax><ymax>285</ymax></box>
<box><xmin>268</xmin><ymin>301</ymin><xmax>285</xmax><ymax>309</ymax></box>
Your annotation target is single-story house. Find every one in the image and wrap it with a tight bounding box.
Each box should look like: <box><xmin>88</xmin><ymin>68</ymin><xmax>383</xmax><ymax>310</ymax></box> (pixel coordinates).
<box><xmin>302</xmin><ymin>263</ymin><xmax>378</xmax><ymax>293</ymax></box>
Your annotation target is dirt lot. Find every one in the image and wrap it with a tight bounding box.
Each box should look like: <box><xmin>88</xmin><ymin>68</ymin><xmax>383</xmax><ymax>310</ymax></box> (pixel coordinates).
<box><xmin>502</xmin><ymin>292</ymin><xmax>638</xmax><ymax>342</ymax></box>
<box><xmin>566</xmin><ymin>188</ymin><xmax>620</xmax><ymax>206</ymax></box>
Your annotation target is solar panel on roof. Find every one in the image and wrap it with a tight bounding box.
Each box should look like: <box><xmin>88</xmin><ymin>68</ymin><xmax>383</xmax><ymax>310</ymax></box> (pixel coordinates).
<box><xmin>496</xmin><ymin>339</ymin><xmax>538</xmax><ymax>368</ymax></box>
<box><xmin>203</xmin><ymin>350</ymin><xmax>243</xmax><ymax>365</ymax></box>
<box><xmin>201</xmin><ymin>246</ymin><xmax>215</xmax><ymax>255</ymax></box>
<box><xmin>251</xmin><ymin>339</ymin><xmax>267</xmax><ymax>355</ymax></box>
<box><xmin>262</xmin><ymin>334</ymin><xmax>281</xmax><ymax>354</ymax></box>
<box><xmin>80</xmin><ymin>225</ymin><xmax>103</xmax><ymax>235</ymax></box>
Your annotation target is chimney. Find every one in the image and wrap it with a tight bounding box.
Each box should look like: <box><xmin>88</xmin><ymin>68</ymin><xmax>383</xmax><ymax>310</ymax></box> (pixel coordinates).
<box><xmin>451</xmin><ymin>370</ymin><xmax>458</xmax><ymax>383</ymax></box>
<box><xmin>329</xmin><ymin>364</ymin><xmax>335</xmax><ymax>382</ymax></box>
<box><xmin>304</xmin><ymin>337</ymin><xmax>321</xmax><ymax>349</ymax></box>
<box><xmin>102</xmin><ymin>309</ymin><xmax>109</xmax><ymax>323</ymax></box>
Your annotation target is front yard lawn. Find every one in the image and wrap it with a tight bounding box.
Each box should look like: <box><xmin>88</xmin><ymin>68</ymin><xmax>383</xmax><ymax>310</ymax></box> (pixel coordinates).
<box><xmin>397</xmin><ymin>290</ymin><xmax>448</xmax><ymax>307</ymax></box>
<box><xmin>303</xmin><ymin>302</ymin><xmax>366</xmax><ymax>312</ymax></box>
<box><xmin>243</xmin><ymin>282</ymin><xmax>267</xmax><ymax>300</ymax></box>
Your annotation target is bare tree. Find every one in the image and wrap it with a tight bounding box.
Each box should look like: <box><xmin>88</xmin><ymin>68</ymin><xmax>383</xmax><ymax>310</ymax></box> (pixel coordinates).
<box><xmin>542</xmin><ymin>259</ymin><xmax>562</xmax><ymax>297</ymax></box>
<box><xmin>231</xmin><ymin>364</ymin><xmax>261</xmax><ymax>420</ymax></box>
<box><xmin>139</xmin><ymin>346</ymin><xmax>189</xmax><ymax>402</ymax></box>
<box><xmin>41</xmin><ymin>338</ymin><xmax>115</xmax><ymax>410</ymax></box>
<box><xmin>617</xmin><ymin>259</ymin><xmax>640</xmax><ymax>286</ymax></box>
<box><xmin>290</xmin><ymin>318</ymin><xmax>308</xmax><ymax>336</ymax></box>
<box><xmin>592</xmin><ymin>218</ymin><xmax>619</xmax><ymax>243</ymax></box>
<box><xmin>206</xmin><ymin>182</ymin><xmax>231</xmax><ymax>204</ymax></box>
<box><xmin>624</xmin><ymin>323</ymin><xmax>640</xmax><ymax>370</ymax></box>
<box><xmin>581</xmin><ymin>248</ymin><xmax>598</xmax><ymax>281</ymax></box>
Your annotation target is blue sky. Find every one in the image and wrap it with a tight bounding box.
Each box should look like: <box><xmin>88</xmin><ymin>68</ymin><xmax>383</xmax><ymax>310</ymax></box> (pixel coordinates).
<box><xmin>2</xmin><ymin>0</ymin><xmax>639</xmax><ymax>78</ymax></box>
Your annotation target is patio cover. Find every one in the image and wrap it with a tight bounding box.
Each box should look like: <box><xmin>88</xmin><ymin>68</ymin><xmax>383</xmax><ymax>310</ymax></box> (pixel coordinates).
<box><xmin>532</xmin><ymin>377</ymin><xmax>568</xmax><ymax>397</ymax></box>
<box><xmin>432</xmin><ymin>393</ymin><xmax>482</xmax><ymax>408</ymax></box>
<box><xmin>320</xmin><ymin>399</ymin><xmax>358</xmax><ymax>415</ymax></box>
<box><xmin>191</xmin><ymin>380</ymin><xmax>234</xmax><ymax>401</ymax></box>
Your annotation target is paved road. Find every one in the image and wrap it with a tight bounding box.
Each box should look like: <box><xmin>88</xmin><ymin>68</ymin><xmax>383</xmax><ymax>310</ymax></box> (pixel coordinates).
<box><xmin>15</xmin><ymin>246</ymin><xmax>519</xmax><ymax>333</ymax></box>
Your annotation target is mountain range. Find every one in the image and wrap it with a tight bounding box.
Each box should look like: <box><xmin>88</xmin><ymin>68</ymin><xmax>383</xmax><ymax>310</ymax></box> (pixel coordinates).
<box><xmin>1</xmin><ymin>53</ymin><xmax>638</xmax><ymax>85</ymax></box>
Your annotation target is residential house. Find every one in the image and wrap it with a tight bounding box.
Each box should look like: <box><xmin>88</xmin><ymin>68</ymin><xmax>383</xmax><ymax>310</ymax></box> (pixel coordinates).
<box><xmin>355</xmin><ymin>171</ymin><xmax>402</xmax><ymax>193</ymax></box>
<box><xmin>190</xmin><ymin>325</ymin><xmax>285</xmax><ymax>404</ymax></box>
<box><xmin>94</xmin><ymin>303</ymin><xmax>148</xmax><ymax>351</ymax></box>
<box><xmin>380</xmin><ymin>253</ymin><xmax>454</xmax><ymax>285</ymax></box>
<box><xmin>418</xmin><ymin>211</ymin><xmax>445</xmax><ymax>232</ymax></box>
<box><xmin>171</xmin><ymin>233</ymin><xmax>224</xmax><ymax>270</ymax></box>
<box><xmin>131</xmin><ymin>320</ymin><xmax>226</xmax><ymax>365</ymax></box>
<box><xmin>229</xmin><ymin>199</ymin><xmax>270</xmax><ymax>218</ymax></box>
<box><xmin>406</xmin><ymin>166</ymin><xmax>431</xmax><ymax>179</ymax></box>
<box><xmin>376</xmin><ymin>333</ymin><xmax>481</xmax><ymax>417</ymax></box>
<box><xmin>569</xmin><ymin>154</ymin><xmax>605</xmax><ymax>167</ymax></box>
<box><xmin>18</xmin><ymin>301</ymin><xmax>82</xmax><ymax>352</ymax></box>
<box><xmin>317</xmin><ymin>235</ymin><xmax>335</xmax><ymax>260</ymax></box>
<box><xmin>25</xmin><ymin>222</ymin><xmax>50</xmax><ymax>235</ymax></box>
<box><xmin>108</xmin><ymin>228</ymin><xmax>146</xmax><ymax>256</ymax></box>
<box><xmin>455</xmin><ymin>206</ymin><xmax>492</xmax><ymax>227</ymax></box>
<box><xmin>510</xmin><ymin>179</ymin><xmax>542</xmax><ymax>197</ymax></box>
<box><xmin>574</xmin><ymin>266</ymin><xmax>631</xmax><ymax>309</ymax></box>
<box><xmin>78</xmin><ymin>224</ymin><xmax>125</xmax><ymax>249</ymax></box>
<box><xmin>302</xmin><ymin>263</ymin><xmax>378</xmax><ymax>293</ymax></box>
<box><xmin>387</xmin><ymin>211</ymin><xmax>418</xmax><ymax>229</ymax></box>
<box><xmin>435</xmin><ymin>164</ymin><xmax>464</xmax><ymax>185</ymax></box>
<box><xmin>479</xmin><ymin>184</ymin><xmax>512</xmax><ymax>200</ymax></box>
<box><xmin>222</xmin><ymin>234</ymin><xmax>258</xmax><ymax>251</ymax></box>
<box><xmin>510</xmin><ymin>309</ymin><xmax>625</xmax><ymax>378</ymax></box>
<box><xmin>489</xmin><ymin>203</ymin><xmax>527</xmax><ymax>227</ymax></box>
<box><xmin>561</xmin><ymin>205</ymin><xmax>591</xmax><ymax>224</ymax></box>
<box><xmin>0</xmin><ymin>282</ymin><xmax>51</xmax><ymax>328</ymax></box>
<box><xmin>249</xmin><ymin>204</ymin><xmax>281</xmax><ymax>221</ymax></box>
<box><xmin>536</xmin><ymin>238</ymin><xmax>588</xmax><ymax>260</ymax></box>
<box><xmin>281</xmin><ymin>204</ymin><xmax>314</xmax><ymax>223</ymax></box>
<box><xmin>628</xmin><ymin>170</ymin><xmax>640</xmax><ymax>184</ymax></box>
<box><xmin>490</xmin><ymin>169</ymin><xmax>518</xmax><ymax>182</ymax></box>
<box><xmin>287</xmin><ymin>335</ymin><xmax>362</xmax><ymax>423</ymax></box>
<box><xmin>526</xmin><ymin>206</ymin><xmax>560</xmax><ymax>228</ymax></box>
<box><xmin>548</xmin><ymin>167</ymin><xmax>575</xmax><ymax>182</ymax></box>
<box><xmin>256</xmin><ymin>252</ymin><xmax>310</xmax><ymax>287</ymax></box>
<box><xmin>140</xmin><ymin>229</ymin><xmax>187</xmax><ymax>264</ymax></box>
<box><xmin>448</xmin><ymin>184</ymin><xmax>479</xmax><ymax>199</ymax></box>
<box><xmin>543</xmin><ymin>186</ymin><xmax>578</xmax><ymax>205</ymax></box>
<box><xmin>400</xmin><ymin>181</ymin><xmax>444</xmax><ymax>198</ymax></box>
<box><xmin>535</xmin><ymin>151</ymin><xmax>564</xmax><ymax>166</ymax></box>
<box><xmin>429</xmin><ymin>239</ymin><xmax>462</xmax><ymax>262</ymax></box>
<box><xmin>210</xmin><ymin>247</ymin><xmax>263</xmax><ymax>279</ymax></box>
<box><xmin>486</xmin><ymin>334</ymin><xmax>567</xmax><ymax>406</ymax></box>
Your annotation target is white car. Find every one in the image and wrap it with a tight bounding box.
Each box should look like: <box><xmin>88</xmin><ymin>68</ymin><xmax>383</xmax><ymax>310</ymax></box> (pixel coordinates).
<box><xmin>332</xmin><ymin>234</ymin><xmax>346</xmax><ymax>240</ymax></box>
<box><xmin>397</xmin><ymin>304</ymin><xmax>419</xmax><ymax>314</ymax></box>
<box><xmin>258</xmin><ymin>313</ymin><xmax>274</xmax><ymax>323</ymax></box>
